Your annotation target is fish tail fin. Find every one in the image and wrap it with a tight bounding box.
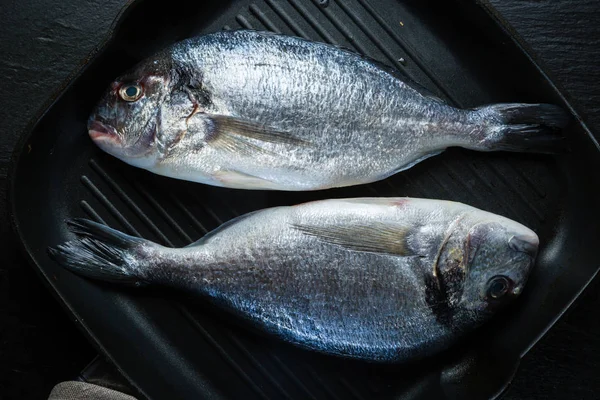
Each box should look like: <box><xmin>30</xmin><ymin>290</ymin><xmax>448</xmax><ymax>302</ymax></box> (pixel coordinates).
<box><xmin>475</xmin><ymin>103</ymin><xmax>570</xmax><ymax>154</ymax></box>
<box><xmin>48</xmin><ymin>219</ymin><xmax>153</xmax><ymax>286</ymax></box>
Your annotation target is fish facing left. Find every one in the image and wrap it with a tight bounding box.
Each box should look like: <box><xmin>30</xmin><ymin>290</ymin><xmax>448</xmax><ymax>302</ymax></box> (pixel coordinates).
<box><xmin>48</xmin><ymin>198</ymin><xmax>538</xmax><ymax>363</ymax></box>
<box><xmin>87</xmin><ymin>30</ymin><xmax>569</xmax><ymax>191</ymax></box>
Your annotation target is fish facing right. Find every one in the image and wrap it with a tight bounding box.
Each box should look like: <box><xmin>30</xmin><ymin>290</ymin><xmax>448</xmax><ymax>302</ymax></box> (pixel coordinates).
<box><xmin>49</xmin><ymin>198</ymin><xmax>538</xmax><ymax>363</ymax></box>
<box><xmin>88</xmin><ymin>30</ymin><xmax>569</xmax><ymax>191</ymax></box>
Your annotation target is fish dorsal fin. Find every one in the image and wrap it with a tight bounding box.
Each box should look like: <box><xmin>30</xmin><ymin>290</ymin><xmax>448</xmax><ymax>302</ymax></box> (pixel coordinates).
<box><xmin>401</xmin><ymin>79</ymin><xmax>446</xmax><ymax>104</ymax></box>
<box><xmin>293</xmin><ymin>222</ymin><xmax>417</xmax><ymax>256</ymax></box>
<box><xmin>216</xmin><ymin>30</ymin><xmax>446</xmax><ymax>105</ymax></box>
<box><xmin>247</xmin><ymin>30</ymin><xmax>447</xmax><ymax>103</ymax></box>
<box><xmin>359</xmin><ymin>56</ymin><xmax>446</xmax><ymax>104</ymax></box>
<box><xmin>187</xmin><ymin>210</ymin><xmax>262</xmax><ymax>247</ymax></box>
<box><xmin>205</xmin><ymin>114</ymin><xmax>310</xmax><ymax>156</ymax></box>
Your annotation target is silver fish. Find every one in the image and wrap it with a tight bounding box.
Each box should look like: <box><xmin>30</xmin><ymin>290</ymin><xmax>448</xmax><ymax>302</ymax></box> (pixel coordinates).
<box><xmin>49</xmin><ymin>198</ymin><xmax>538</xmax><ymax>362</ymax></box>
<box><xmin>88</xmin><ymin>30</ymin><xmax>568</xmax><ymax>191</ymax></box>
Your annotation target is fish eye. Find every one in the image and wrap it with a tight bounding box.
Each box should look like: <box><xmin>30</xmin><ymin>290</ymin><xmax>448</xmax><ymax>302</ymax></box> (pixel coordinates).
<box><xmin>119</xmin><ymin>84</ymin><xmax>143</xmax><ymax>102</ymax></box>
<box><xmin>487</xmin><ymin>275</ymin><xmax>510</xmax><ymax>300</ymax></box>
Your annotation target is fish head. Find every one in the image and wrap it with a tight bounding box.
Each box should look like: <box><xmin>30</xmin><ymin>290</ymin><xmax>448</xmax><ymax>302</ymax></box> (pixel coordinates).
<box><xmin>432</xmin><ymin>212</ymin><xmax>537</xmax><ymax>328</ymax></box>
<box><xmin>456</xmin><ymin>216</ymin><xmax>538</xmax><ymax>317</ymax></box>
<box><xmin>88</xmin><ymin>55</ymin><xmax>176</xmax><ymax>168</ymax></box>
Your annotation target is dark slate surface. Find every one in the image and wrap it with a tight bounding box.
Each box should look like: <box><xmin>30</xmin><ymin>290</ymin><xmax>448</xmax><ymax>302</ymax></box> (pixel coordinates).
<box><xmin>484</xmin><ymin>2</ymin><xmax>600</xmax><ymax>398</ymax></box>
<box><xmin>0</xmin><ymin>1</ymin><xmax>122</xmax><ymax>398</ymax></box>
<box><xmin>0</xmin><ymin>0</ymin><xmax>598</xmax><ymax>398</ymax></box>
<box><xmin>487</xmin><ymin>0</ymin><xmax>600</xmax><ymax>140</ymax></box>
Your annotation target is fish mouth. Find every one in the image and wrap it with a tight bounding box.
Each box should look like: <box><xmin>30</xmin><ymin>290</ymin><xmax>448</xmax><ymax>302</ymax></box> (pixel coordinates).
<box><xmin>508</xmin><ymin>232</ymin><xmax>539</xmax><ymax>258</ymax></box>
<box><xmin>88</xmin><ymin>120</ymin><xmax>121</xmax><ymax>144</ymax></box>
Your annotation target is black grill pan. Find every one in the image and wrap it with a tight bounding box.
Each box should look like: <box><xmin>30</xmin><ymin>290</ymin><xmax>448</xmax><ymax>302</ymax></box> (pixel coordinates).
<box><xmin>9</xmin><ymin>0</ymin><xmax>600</xmax><ymax>398</ymax></box>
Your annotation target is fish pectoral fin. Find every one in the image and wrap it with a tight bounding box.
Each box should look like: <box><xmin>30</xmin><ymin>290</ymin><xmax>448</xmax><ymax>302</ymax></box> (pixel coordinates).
<box><xmin>293</xmin><ymin>222</ymin><xmax>416</xmax><ymax>256</ymax></box>
<box><xmin>206</xmin><ymin>114</ymin><xmax>310</xmax><ymax>156</ymax></box>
